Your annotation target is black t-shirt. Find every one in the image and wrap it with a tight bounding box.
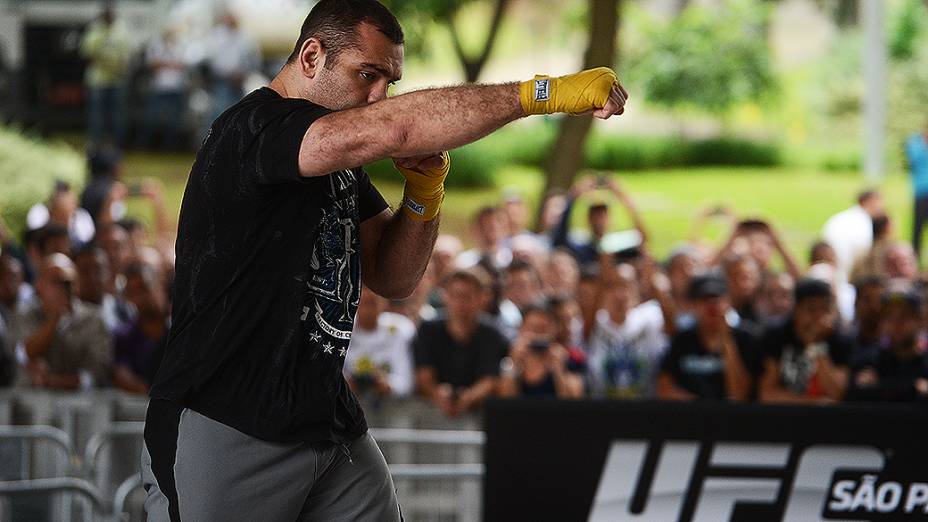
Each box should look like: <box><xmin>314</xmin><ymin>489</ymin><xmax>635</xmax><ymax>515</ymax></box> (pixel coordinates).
<box><xmin>412</xmin><ymin>317</ymin><xmax>507</xmax><ymax>389</ymax></box>
<box><xmin>848</xmin><ymin>348</ymin><xmax>928</xmax><ymax>402</ymax></box>
<box><xmin>149</xmin><ymin>87</ymin><xmax>389</xmax><ymax>443</ymax></box>
<box><xmin>660</xmin><ymin>324</ymin><xmax>763</xmax><ymax>400</ymax></box>
<box><xmin>761</xmin><ymin>318</ymin><xmax>853</xmax><ymax>397</ymax></box>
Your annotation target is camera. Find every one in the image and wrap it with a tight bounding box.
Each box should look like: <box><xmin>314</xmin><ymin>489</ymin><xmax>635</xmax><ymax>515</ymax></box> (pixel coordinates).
<box><xmin>529</xmin><ymin>339</ymin><xmax>551</xmax><ymax>354</ymax></box>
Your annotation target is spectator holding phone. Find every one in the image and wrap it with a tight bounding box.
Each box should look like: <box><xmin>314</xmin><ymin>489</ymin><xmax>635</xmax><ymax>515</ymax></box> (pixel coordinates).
<box><xmin>552</xmin><ymin>175</ymin><xmax>648</xmax><ymax>267</ymax></box>
<box><xmin>499</xmin><ymin>302</ymin><xmax>585</xmax><ymax>398</ymax></box>
<box><xmin>759</xmin><ymin>278</ymin><xmax>852</xmax><ymax>403</ymax></box>
<box><xmin>10</xmin><ymin>254</ymin><xmax>112</xmax><ymax>389</ymax></box>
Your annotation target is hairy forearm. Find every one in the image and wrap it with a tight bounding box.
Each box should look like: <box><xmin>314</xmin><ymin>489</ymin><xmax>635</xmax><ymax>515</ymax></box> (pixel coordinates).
<box><xmin>369</xmin><ymin>212</ymin><xmax>439</xmax><ymax>299</ymax></box>
<box><xmin>303</xmin><ymin>83</ymin><xmax>523</xmax><ymax>176</ymax></box>
<box><xmin>393</xmin><ymin>83</ymin><xmax>523</xmax><ymax>156</ymax></box>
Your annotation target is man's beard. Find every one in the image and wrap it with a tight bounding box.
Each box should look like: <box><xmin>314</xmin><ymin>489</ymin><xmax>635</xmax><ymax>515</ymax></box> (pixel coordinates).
<box><xmin>311</xmin><ymin>67</ymin><xmax>366</xmax><ymax>111</ymax></box>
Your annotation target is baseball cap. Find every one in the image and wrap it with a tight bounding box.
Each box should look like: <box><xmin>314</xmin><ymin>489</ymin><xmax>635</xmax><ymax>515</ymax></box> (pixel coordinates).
<box><xmin>687</xmin><ymin>273</ymin><xmax>728</xmax><ymax>300</ymax></box>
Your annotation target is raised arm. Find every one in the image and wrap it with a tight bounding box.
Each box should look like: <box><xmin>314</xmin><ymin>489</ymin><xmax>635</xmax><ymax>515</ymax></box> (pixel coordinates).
<box><xmin>298</xmin><ymin>67</ymin><xmax>627</xmax><ymax>177</ymax></box>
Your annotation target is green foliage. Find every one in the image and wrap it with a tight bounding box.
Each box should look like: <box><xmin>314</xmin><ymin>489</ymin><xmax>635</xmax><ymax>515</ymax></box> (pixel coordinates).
<box><xmin>584</xmin><ymin>134</ymin><xmax>781</xmax><ymax>170</ymax></box>
<box><xmin>890</xmin><ymin>0</ymin><xmax>928</xmax><ymax>61</ymax></box>
<box><xmin>0</xmin><ymin>126</ymin><xmax>85</xmax><ymax>239</ymax></box>
<box><xmin>625</xmin><ymin>0</ymin><xmax>777</xmax><ymax>115</ymax></box>
<box><xmin>380</xmin><ymin>0</ymin><xmax>473</xmax><ymax>60</ymax></box>
<box><xmin>889</xmin><ymin>36</ymin><xmax>928</xmax><ymax>163</ymax></box>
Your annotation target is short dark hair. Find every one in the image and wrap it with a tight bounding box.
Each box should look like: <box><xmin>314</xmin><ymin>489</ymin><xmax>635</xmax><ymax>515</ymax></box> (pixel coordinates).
<box><xmin>34</xmin><ymin>224</ymin><xmax>69</xmax><ymax>254</ymax></box>
<box><xmin>520</xmin><ymin>301</ymin><xmax>555</xmax><ymax>321</ymax></box>
<box><xmin>872</xmin><ymin>214</ymin><xmax>890</xmax><ymax>239</ymax></box>
<box><xmin>857</xmin><ymin>189</ymin><xmax>879</xmax><ymax>206</ymax></box>
<box><xmin>287</xmin><ymin>0</ymin><xmax>404</xmax><ymax>66</ymax></box>
<box><xmin>794</xmin><ymin>278</ymin><xmax>833</xmax><ymax>304</ymax></box>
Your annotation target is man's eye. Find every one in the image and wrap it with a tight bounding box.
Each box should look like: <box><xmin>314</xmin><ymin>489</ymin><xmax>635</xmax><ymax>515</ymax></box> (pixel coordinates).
<box><xmin>360</xmin><ymin>71</ymin><xmax>375</xmax><ymax>81</ymax></box>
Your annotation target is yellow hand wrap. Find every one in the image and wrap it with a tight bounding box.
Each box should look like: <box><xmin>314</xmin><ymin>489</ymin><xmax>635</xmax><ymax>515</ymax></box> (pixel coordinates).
<box><xmin>519</xmin><ymin>67</ymin><xmax>618</xmax><ymax>116</ymax></box>
<box><xmin>396</xmin><ymin>151</ymin><xmax>450</xmax><ymax>222</ymax></box>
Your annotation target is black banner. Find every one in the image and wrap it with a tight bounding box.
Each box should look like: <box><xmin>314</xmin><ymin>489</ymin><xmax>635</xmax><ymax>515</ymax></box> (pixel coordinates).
<box><xmin>483</xmin><ymin>400</ymin><xmax>928</xmax><ymax>522</ymax></box>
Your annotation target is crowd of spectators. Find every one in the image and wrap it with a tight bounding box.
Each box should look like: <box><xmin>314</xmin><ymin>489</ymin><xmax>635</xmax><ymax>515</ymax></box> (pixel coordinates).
<box><xmin>0</xmin><ymin>148</ymin><xmax>171</xmax><ymax>394</ymax></box>
<box><xmin>344</xmin><ymin>173</ymin><xmax>928</xmax><ymax>412</ymax></box>
<box><xmin>346</xmin><ymin>179</ymin><xmax>928</xmax><ymax>414</ymax></box>
<box><xmin>80</xmin><ymin>4</ymin><xmax>261</xmax><ymax>150</ymax></box>
<box><xmin>2</xmin><ymin>150</ymin><xmax>927</xmax><ymax>415</ymax></box>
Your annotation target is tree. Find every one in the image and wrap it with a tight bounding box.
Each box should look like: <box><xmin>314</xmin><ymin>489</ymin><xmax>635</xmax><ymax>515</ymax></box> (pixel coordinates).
<box><xmin>628</xmin><ymin>0</ymin><xmax>776</xmax><ymax>119</ymax></box>
<box><xmin>540</xmin><ymin>0</ymin><xmax>621</xmax><ymax>196</ymax></box>
<box><xmin>383</xmin><ymin>0</ymin><xmax>510</xmax><ymax>83</ymax></box>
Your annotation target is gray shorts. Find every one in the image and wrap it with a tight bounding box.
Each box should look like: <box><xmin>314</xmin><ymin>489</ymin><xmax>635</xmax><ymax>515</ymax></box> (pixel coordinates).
<box><xmin>140</xmin><ymin>400</ymin><xmax>401</xmax><ymax>522</ymax></box>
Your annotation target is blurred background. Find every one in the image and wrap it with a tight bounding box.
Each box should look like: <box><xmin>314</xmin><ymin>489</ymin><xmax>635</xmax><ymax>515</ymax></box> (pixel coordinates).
<box><xmin>2</xmin><ymin>1</ymin><xmax>928</xmax><ymax>521</ymax></box>
<box><xmin>0</xmin><ymin>0</ymin><xmax>925</xmax><ymax>257</ymax></box>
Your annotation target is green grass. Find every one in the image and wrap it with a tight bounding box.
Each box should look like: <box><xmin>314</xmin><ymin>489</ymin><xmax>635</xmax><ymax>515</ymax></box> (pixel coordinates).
<box><xmin>120</xmin><ymin>150</ymin><xmax>912</xmax><ymax>263</ymax></box>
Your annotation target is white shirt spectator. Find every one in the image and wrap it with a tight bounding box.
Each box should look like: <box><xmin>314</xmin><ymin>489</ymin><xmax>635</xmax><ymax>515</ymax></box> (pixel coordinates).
<box><xmin>344</xmin><ymin>311</ymin><xmax>415</xmax><ymax>396</ymax></box>
<box><xmin>146</xmin><ymin>35</ymin><xmax>188</xmax><ymax>92</ymax></box>
<box><xmin>822</xmin><ymin>205</ymin><xmax>873</xmax><ymax>281</ymax></box>
<box><xmin>26</xmin><ymin>204</ymin><xmax>95</xmax><ymax>245</ymax></box>
<box><xmin>206</xmin><ymin>24</ymin><xmax>259</xmax><ymax>80</ymax></box>
<box><xmin>455</xmin><ymin>247</ymin><xmax>512</xmax><ymax>271</ymax></box>
<box><xmin>586</xmin><ymin>300</ymin><xmax>668</xmax><ymax>399</ymax></box>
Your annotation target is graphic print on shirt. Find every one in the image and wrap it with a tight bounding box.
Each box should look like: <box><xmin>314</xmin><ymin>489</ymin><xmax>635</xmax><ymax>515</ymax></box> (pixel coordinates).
<box><xmin>304</xmin><ymin>170</ymin><xmax>360</xmax><ymax>355</ymax></box>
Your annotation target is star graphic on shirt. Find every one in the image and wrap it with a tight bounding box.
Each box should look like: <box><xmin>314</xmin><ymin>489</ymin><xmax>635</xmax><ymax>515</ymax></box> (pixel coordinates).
<box><xmin>338</xmin><ymin>347</ymin><xmax>347</xmax><ymax>357</ymax></box>
<box><xmin>309</xmin><ymin>331</ymin><xmax>322</xmax><ymax>343</ymax></box>
<box><xmin>323</xmin><ymin>342</ymin><xmax>334</xmax><ymax>354</ymax></box>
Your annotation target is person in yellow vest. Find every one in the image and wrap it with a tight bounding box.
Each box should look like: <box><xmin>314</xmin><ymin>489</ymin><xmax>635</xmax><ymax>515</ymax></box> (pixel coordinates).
<box><xmin>80</xmin><ymin>3</ymin><xmax>132</xmax><ymax>147</ymax></box>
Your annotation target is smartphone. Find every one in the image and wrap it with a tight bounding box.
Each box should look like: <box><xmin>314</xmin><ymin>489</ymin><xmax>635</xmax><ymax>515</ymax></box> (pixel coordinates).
<box><xmin>739</xmin><ymin>219</ymin><xmax>767</xmax><ymax>232</ymax></box>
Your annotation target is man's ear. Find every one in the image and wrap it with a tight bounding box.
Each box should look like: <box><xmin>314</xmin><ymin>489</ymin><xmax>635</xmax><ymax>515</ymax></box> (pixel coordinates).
<box><xmin>298</xmin><ymin>38</ymin><xmax>326</xmax><ymax>79</ymax></box>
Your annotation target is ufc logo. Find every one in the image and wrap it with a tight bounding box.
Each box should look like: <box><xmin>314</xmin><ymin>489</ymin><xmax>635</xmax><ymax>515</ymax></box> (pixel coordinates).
<box><xmin>589</xmin><ymin>440</ymin><xmax>885</xmax><ymax>522</ymax></box>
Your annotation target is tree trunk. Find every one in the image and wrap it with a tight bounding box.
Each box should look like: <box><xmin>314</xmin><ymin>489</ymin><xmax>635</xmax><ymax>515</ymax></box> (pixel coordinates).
<box><xmin>447</xmin><ymin>0</ymin><xmax>511</xmax><ymax>83</ymax></box>
<box><xmin>540</xmin><ymin>0</ymin><xmax>620</xmax><ymax>197</ymax></box>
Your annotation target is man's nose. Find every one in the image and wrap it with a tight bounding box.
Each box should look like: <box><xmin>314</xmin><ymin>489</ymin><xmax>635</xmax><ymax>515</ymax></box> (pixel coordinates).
<box><xmin>368</xmin><ymin>84</ymin><xmax>389</xmax><ymax>104</ymax></box>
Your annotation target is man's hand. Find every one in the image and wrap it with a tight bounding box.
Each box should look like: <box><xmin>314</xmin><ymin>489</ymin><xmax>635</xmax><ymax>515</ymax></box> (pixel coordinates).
<box><xmin>27</xmin><ymin>359</ymin><xmax>49</xmax><ymax>388</ymax></box>
<box><xmin>38</xmin><ymin>282</ymin><xmax>69</xmax><ymax>320</ymax></box>
<box><xmin>520</xmin><ymin>67</ymin><xmax>628</xmax><ymax>118</ymax></box>
<box><xmin>432</xmin><ymin>383</ymin><xmax>459</xmax><ymax>417</ymax></box>
<box><xmin>394</xmin><ymin>151</ymin><xmax>450</xmax><ymax>222</ymax></box>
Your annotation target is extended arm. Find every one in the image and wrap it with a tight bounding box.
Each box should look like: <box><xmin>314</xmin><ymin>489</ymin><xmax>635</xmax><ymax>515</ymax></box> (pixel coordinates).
<box><xmin>299</xmin><ymin>68</ymin><xmax>626</xmax><ymax>177</ymax></box>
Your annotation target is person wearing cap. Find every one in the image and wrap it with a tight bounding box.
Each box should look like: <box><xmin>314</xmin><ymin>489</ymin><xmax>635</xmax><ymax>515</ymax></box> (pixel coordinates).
<box><xmin>847</xmin><ymin>286</ymin><xmax>928</xmax><ymax>402</ymax></box>
<box><xmin>9</xmin><ymin>254</ymin><xmax>112</xmax><ymax>389</ymax></box>
<box><xmin>413</xmin><ymin>268</ymin><xmax>509</xmax><ymax>416</ymax></box>
<box><xmin>759</xmin><ymin>278</ymin><xmax>853</xmax><ymax>403</ymax></box>
<box><xmin>656</xmin><ymin>273</ymin><xmax>763</xmax><ymax>401</ymax></box>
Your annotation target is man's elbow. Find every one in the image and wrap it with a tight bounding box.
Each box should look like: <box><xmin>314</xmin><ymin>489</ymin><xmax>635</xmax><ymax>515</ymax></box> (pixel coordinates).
<box><xmin>368</xmin><ymin>278</ymin><xmax>417</xmax><ymax>300</ymax></box>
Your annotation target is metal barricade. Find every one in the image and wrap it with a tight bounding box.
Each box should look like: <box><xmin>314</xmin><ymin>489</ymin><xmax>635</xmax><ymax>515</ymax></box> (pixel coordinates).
<box><xmin>0</xmin><ymin>477</ymin><xmax>104</xmax><ymax>522</ymax></box>
<box><xmin>0</xmin><ymin>425</ymin><xmax>76</xmax><ymax>522</ymax></box>
<box><xmin>0</xmin><ymin>392</ymin><xmax>490</xmax><ymax>522</ymax></box>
